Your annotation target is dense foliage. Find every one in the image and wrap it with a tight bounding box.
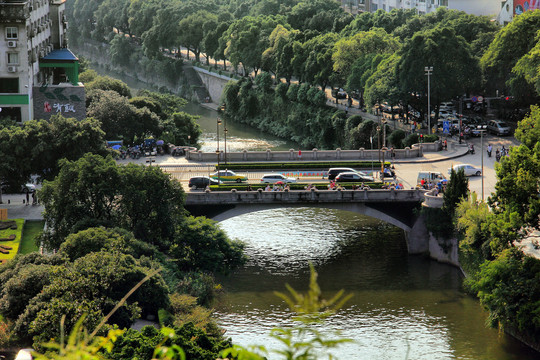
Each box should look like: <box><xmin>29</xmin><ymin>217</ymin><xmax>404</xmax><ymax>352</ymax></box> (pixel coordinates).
<box><xmin>64</xmin><ymin>0</ymin><xmax>540</xmax><ymax>149</ymax></box>
<box><xmin>457</xmin><ymin>105</ymin><xmax>540</xmax><ymax>343</ymax></box>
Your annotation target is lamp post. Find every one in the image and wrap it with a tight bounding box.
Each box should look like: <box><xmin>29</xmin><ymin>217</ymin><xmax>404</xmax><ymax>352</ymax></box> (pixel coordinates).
<box><xmin>217</xmin><ymin>118</ymin><xmax>222</xmax><ymax>182</ymax></box>
<box><xmin>376</xmin><ymin>125</ymin><xmax>381</xmax><ymax>174</ymax></box>
<box><xmin>478</xmin><ymin>125</ymin><xmax>487</xmax><ymax>201</ymax></box>
<box><xmin>370</xmin><ymin>133</ymin><xmax>374</xmax><ymax>173</ymax></box>
<box><xmin>425</xmin><ymin>66</ymin><xmax>433</xmax><ymax>135</ymax></box>
<box><xmin>224</xmin><ymin>126</ymin><xmax>228</xmax><ymax>165</ymax></box>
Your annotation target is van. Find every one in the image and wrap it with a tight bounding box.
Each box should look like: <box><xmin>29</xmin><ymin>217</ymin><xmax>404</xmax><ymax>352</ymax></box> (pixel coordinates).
<box><xmin>417</xmin><ymin>171</ymin><xmax>446</xmax><ymax>186</ymax></box>
<box><xmin>487</xmin><ymin>120</ymin><xmax>511</xmax><ymax>136</ymax></box>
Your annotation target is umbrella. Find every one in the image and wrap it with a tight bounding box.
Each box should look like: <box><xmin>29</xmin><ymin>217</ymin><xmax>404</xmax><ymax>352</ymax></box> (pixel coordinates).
<box><xmin>112</xmin><ymin>145</ymin><xmax>122</xmax><ymax>150</ymax></box>
<box><xmin>275</xmin><ymin>181</ymin><xmax>284</xmax><ymax>185</ymax></box>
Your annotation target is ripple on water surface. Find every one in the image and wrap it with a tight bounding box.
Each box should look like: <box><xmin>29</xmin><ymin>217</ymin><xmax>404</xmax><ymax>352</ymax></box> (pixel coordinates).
<box><xmin>215</xmin><ymin>208</ymin><xmax>539</xmax><ymax>360</ymax></box>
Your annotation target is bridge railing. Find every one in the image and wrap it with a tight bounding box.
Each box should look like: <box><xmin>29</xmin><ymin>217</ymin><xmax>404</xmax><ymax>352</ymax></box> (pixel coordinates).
<box><xmin>186</xmin><ymin>143</ymin><xmax>441</xmax><ymax>162</ymax></box>
<box><xmin>185</xmin><ymin>188</ymin><xmax>425</xmax><ymax>205</ymax></box>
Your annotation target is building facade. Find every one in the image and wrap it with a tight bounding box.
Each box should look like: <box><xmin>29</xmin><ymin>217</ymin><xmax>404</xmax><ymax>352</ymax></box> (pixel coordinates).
<box><xmin>0</xmin><ymin>0</ymin><xmax>84</xmax><ymax>122</ymax></box>
<box><xmin>341</xmin><ymin>0</ymin><xmax>516</xmax><ymax>24</ymax></box>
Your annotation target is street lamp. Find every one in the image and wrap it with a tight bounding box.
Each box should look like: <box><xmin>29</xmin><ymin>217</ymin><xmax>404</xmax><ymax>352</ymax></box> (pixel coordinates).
<box><xmin>217</xmin><ymin>118</ymin><xmax>222</xmax><ymax>182</ymax></box>
<box><xmin>477</xmin><ymin>125</ymin><xmax>487</xmax><ymax>201</ymax></box>
<box><xmin>215</xmin><ymin>149</ymin><xmax>221</xmax><ymax>183</ymax></box>
<box><xmin>425</xmin><ymin>66</ymin><xmax>433</xmax><ymax>135</ymax></box>
<box><xmin>376</xmin><ymin>125</ymin><xmax>381</xmax><ymax>171</ymax></box>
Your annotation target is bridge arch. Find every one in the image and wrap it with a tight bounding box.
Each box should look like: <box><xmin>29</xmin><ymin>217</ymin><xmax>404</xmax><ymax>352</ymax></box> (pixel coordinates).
<box><xmin>207</xmin><ymin>203</ymin><xmax>412</xmax><ymax>233</ymax></box>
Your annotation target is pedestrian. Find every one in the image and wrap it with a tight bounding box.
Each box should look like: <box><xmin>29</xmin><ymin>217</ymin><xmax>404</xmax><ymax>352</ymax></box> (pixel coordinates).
<box><xmin>31</xmin><ymin>192</ymin><xmax>36</xmax><ymax>205</ymax></box>
<box><xmin>25</xmin><ymin>191</ymin><xmax>29</xmax><ymax>206</ymax></box>
<box><xmin>443</xmin><ymin>139</ymin><xmax>448</xmax><ymax>151</ymax></box>
<box><xmin>298</xmin><ymin>149</ymin><xmax>302</xmax><ymax>160</ymax></box>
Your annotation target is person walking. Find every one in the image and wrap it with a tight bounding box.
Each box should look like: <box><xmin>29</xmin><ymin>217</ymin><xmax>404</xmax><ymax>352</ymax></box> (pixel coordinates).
<box><xmin>25</xmin><ymin>191</ymin><xmax>29</xmax><ymax>206</ymax></box>
<box><xmin>487</xmin><ymin>144</ymin><xmax>492</xmax><ymax>157</ymax></box>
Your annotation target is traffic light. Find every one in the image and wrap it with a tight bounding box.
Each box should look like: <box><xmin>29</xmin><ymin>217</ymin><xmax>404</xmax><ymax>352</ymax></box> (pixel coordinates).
<box><xmin>503</xmin><ymin>96</ymin><xmax>514</xmax><ymax>101</ymax></box>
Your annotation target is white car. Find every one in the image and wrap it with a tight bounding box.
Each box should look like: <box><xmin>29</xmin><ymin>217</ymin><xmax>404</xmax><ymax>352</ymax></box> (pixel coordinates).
<box><xmin>448</xmin><ymin>164</ymin><xmax>482</xmax><ymax>177</ymax></box>
<box><xmin>260</xmin><ymin>174</ymin><xmax>297</xmax><ymax>184</ymax></box>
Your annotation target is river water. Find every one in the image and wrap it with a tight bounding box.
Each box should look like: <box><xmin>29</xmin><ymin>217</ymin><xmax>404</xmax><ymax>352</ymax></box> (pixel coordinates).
<box><xmin>93</xmin><ymin>66</ymin><xmax>538</xmax><ymax>359</ymax></box>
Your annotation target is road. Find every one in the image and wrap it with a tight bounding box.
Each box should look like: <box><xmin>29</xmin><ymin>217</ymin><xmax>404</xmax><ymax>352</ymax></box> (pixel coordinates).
<box><xmin>158</xmin><ymin>133</ymin><xmax>519</xmax><ymax>200</ymax></box>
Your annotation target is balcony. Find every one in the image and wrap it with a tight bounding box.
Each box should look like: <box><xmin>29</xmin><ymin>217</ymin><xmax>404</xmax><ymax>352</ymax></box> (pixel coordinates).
<box><xmin>0</xmin><ymin>1</ymin><xmax>30</xmax><ymax>22</ymax></box>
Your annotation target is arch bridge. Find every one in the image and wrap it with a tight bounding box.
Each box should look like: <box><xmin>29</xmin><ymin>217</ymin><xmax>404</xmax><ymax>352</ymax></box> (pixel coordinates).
<box><xmin>185</xmin><ymin>189</ymin><xmax>433</xmax><ymax>255</ymax></box>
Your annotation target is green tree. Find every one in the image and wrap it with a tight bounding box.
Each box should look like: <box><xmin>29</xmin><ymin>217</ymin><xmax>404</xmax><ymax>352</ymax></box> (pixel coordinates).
<box><xmin>481</xmin><ymin>10</ymin><xmax>540</xmax><ymax>96</ymax></box>
<box><xmin>86</xmin><ymin>90</ymin><xmax>160</xmax><ymax>143</ymax></box>
<box><xmin>85</xmin><ymin>75</ymin><xmax>132</xmax><ymax>98</ymax></box>
<box><xmin>14</xmin><ymin>252</ymin><xmax>168</xmax><ymax>346</ymax></box>
<box><xmin>171</xmin><ymin>216</ymin><xmax>246</xmax><ymax>274</ymax></box>
<box><xmin>443</xmin><ymin>167</ymin><xmax>469</xmax><ymax>214</ymax></box>
<box><xmin>39</xmin><ymin>154</ymin><xmax>185</xmax><ymax>250</ymax></box>
<box><xmin>398</xmin><ymin>26</ymin><xmax>480</xmax><ymax>122</ymax></box>
<box><xmin>221</xmin><ymin>15</ymin><xmax>285</xmax><ymax>76</ymax></box>
<box><xmin>59</xmin><ymin>227</ymin><xmax>156</xmax><ymax>261</ymax></box>
<box><xmin>333</xmin><ymin>28</ymin><xmax>400</xmax><ymax>82</ymax></box>
<box><xmin>466</xmin><ymin>248</ymin><xmax>540</xmax><ymax>340</ymax></box>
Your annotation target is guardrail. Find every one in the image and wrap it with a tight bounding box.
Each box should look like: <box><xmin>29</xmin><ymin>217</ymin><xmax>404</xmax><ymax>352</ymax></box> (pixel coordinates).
<box><xmin>185</xmin><ymin>188</ymin><xmax>425</xmax><ymax>205</ymax></box>
<box><xmin>186</xmin><ymin>143</ymin><xmax>442</xmax><ymax>162</ymax></box>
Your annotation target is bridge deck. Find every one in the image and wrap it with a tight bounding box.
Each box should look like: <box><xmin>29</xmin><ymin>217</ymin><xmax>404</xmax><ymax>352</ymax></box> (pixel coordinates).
<box><xmin>185</xmin><ymin>189</ymin><xmax>424</xmax><ymax>205</ymax></box>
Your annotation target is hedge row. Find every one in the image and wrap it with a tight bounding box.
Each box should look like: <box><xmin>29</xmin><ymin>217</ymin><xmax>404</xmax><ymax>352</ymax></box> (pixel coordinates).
<box><xmin>215</xmin><ymin>161</ymin><xmax>392</xmax><ymax>171</ymax></box>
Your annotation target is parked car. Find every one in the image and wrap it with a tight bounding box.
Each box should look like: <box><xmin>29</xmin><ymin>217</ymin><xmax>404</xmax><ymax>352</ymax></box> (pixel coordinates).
<box><xmin>487</xmin><ymin>120</ymin><xmax>511</xmax><ymax>136</ymax></box>
<box><xmin>448</xmin><ymin>164</ymin><xmax>482</xmax><ymax>177</ymax></box>
<box><xmin>260</xmin><ymin>174</ymin><xmax>297</xmax><ymax>184</ymax></box>
<box><xmin>188</xmin><ymin>176</ymin><xmax>222</xmax><ymax>189</ymax></box>
<box><xmin>335</xmin><ymin>172</ymin><xmax>374</xmax><ymax>182</ymax></box>
<box><xmin>210</xmin><ymin>170</ymin><xmax>247</xmax><ymax>183</ymax></box>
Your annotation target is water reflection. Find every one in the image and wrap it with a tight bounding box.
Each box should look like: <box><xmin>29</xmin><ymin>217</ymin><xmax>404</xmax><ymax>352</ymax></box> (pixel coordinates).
<box><xmin>182</xmin><ymin>103</ymin><xmax>298</xmax><ymax>152</ymax></box>
<box><xmin>215</xmin><ymin>208</ymin><xmax>537</xmax><ymax>360</ymax></box>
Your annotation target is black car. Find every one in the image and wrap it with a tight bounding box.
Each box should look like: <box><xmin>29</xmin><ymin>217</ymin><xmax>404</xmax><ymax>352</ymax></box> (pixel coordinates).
<box><xmin>327</xmin><ymin>168</ymin><xmax>357</xmax><ymax>180</ymax></box>
<box><xmin>335</xmin><ymin>172</ymin><xmax>374</xmax><ymax>183</ymax></box>
<box><xmin>188</xmin><ymin>176</ymin><xmax>221</xmax><ymax>189</ymax></box>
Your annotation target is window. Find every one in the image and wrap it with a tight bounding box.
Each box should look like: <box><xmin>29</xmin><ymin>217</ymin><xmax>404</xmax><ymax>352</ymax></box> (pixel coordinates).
<box><xmin>0</xmin><ymin>78</ymin><xmax>19</xmax><ymax>93</ymax></box>
<box><xmin>7</xmin><ymin>53</ymin><xmax>19</xmax><ymax>65</ymax></box>
<box><xmin>439</xmin><ymin>0</ymin><xmax>448</xmax><ymax>6</ymax></box>
<box><xmin>6</xmin><ymin>27</ymin><xmax>18</xmax><ymax>39</ymax></box>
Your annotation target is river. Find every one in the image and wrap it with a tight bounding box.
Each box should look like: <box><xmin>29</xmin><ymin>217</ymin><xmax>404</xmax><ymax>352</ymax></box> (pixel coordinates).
<box><xmin>93</xmin><ymin>66</ymin><xmax>538</xmax><ymax>359</ymax></box>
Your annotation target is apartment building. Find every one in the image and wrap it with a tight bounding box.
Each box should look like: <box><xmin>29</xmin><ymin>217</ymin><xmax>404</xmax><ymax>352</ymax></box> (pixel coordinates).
<box><xmin>0</xmin><ymin>0</ymin><xmax>85</xmax><ymax>123</ymax></box>
<box><xmin>341</xmin><ymin>0</ymin><xmax>517</xmax><ymax>24</ymax></box>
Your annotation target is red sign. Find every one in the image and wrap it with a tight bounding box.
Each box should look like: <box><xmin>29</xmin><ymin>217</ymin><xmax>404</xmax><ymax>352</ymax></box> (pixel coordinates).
<box><xmin>514</xmin><ymin>0</ymin><xmax>540</xmax><ymax>15</ymax></box>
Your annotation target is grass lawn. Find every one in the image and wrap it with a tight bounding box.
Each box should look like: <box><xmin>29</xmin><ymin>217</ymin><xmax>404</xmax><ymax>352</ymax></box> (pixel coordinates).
<box><xmin>19</xmin><ymin>220</ymin><xmax>44</xmax><ymax>254</ymax></box>
<box><xmin>0</xmin><ymin>219</ymin><xmax>24</xmax><ymax>263</ymax></box>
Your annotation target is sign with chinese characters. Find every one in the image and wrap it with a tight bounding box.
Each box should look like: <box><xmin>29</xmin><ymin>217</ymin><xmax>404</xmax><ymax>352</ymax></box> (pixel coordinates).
<box><xmin>33</xmin><ymin>84</ymin><xmax>86</xmax><ymax>121</ymax></box>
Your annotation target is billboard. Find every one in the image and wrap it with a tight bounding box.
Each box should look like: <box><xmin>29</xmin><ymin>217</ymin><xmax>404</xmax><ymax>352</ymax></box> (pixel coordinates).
<box><xmin>514</xmin><ymin>0</ymin><xmax>540</xmax><ymax>15</ymax></box>
<box><xmin>33</xmin><ymin>84</ymin><xmax>86</xmax><ymax>121</ymax></box>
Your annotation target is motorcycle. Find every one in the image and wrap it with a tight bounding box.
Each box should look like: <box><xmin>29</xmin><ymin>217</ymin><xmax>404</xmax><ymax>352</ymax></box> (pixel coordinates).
<box><xmin>468</xmin><ymin>144</ymin><xmax>475</xmax><ymax>155</ymax></box>
<box><xmin>495</xmin><ymin>151</ymin><xmax>501</xmax><ymax>162</ymax></box>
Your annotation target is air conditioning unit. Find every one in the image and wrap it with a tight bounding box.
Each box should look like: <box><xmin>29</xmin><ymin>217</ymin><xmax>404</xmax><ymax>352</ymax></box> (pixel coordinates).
<box><xmin>427</xmin><ymin>3</ymin><xmax>431</xmax><ymax>8</ymax></box>
<box><xmin>47</xmin><ymin>45</ymin><xmax>52</xmax><ymax>52</ymax></box>
<box><xmin>7</xmin><ymin>40</ymin><xmax>17</xmax><ymax>48</ymax></box>
<box><xmin>7</xmin><ymin>66</ymin><xmax>18</xmax><ymax>73</ymax></box>
<box><xmin>39</xmin><ymin>50</ymin><xmax>45</xmax><ymax>58</ymax></box>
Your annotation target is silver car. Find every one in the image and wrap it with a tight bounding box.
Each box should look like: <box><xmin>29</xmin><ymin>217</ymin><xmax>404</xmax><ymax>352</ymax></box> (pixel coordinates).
<box><xmin>487</xmin><ymin>120</ymin><xmax>511</xmax><ymax>136</ymax></box>
<box><xmin>448</xmin><ymin>164</ymin><xmax>482</xmax><ymax>177</ymax></box>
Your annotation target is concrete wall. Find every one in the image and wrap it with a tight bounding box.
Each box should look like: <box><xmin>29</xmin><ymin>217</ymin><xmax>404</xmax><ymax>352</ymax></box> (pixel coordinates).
<box><xmin>194</xmin><ymin>67</ymin><xmax>233</xmax><ymax>104</ymax></box>
<box><xmin>187</xmin><ymin>143</ymin><xmax>441</xmax><ymax>162</ymax></box>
